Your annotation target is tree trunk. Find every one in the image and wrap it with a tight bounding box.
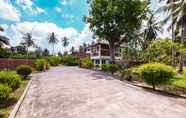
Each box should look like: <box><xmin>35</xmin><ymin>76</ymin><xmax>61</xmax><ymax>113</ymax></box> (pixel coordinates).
<box><xmin>109</xmin><ymin>42</ymin><xmax>115</xmax><ymax>64</ymax></box>
<box><xmin>171</xmin><ymin>20</ymin><xmax>175</xmax><ymax>67</ymax></box>
<box><xmin>53</xmin><ymin>44</ymin><xmax>54</xmax><ymax>56</ymax></box>
<box><xmin>179</xmin><ymin>19</ymin><xmax>185</xmax><ymax>72</ymax></box>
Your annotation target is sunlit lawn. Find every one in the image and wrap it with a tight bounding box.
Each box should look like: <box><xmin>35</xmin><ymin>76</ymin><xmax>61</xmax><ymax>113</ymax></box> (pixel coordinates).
<box><xmin>0</xmin><ymin>79</ymin><xmax>29</xmax><ymax>118</ymax></box>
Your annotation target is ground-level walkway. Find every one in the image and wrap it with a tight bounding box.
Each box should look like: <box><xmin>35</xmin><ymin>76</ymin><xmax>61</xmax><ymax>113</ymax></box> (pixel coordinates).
<box><xmin>15</xmin><ymin>66</ymin><xmax>186</xmax><ymax>118</ymax></box>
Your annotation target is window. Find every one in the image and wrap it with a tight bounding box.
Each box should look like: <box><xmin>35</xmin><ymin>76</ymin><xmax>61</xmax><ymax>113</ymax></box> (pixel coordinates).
<box><xmin>95</xmin><ymin>60</ymin><xmax>100</xmax><ymax>64</ymax></box>
<box><xmin>102</xmin><ymin>60</ymin><xmax>106</xmax><ymax>64</ymax></box>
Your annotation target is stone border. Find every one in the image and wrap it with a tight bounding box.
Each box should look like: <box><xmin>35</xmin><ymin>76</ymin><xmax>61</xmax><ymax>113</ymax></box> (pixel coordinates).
<box><xmin>8</xmin><ymin>78</ymin><xmax>33</xmax><ymax>118</ymax></box>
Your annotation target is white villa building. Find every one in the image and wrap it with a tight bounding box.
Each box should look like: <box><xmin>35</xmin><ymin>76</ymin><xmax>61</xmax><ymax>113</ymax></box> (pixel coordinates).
<box><xmin>85</xmin><ymin>40</ymin><xmax>127</xmax><ymax>69</ymax></box>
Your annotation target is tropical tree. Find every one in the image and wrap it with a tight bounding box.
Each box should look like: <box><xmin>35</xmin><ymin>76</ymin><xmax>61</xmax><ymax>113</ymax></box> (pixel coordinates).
<box><xmin>159</xmin><ymin>0</ymin><xmax>177</xmax><ymax>66</ymax></box>
<box><xmin>20</xmin><ymin>33</ymin><xmax>35</xmax><ymax>52</ymax></box>
<box><xmin>61</xmin><ymin>36</ymin><xmax>69</xmax><ymax>52</ymax></box>
<box><xmin>0</xmin><ymin>26</ymin><xmax>9</xmax><ymax>48</ymax></box>
<box><xmin>86</xmin><ymin>0</ymin><xmax>148</xmax><ymax>63</ymax></box>
<box><xmin>42</xmin><ymin>48</ymin><xmax>50</xmax><ymax>56</ymax></box>
<box><xmin>159</xmin><ymin>0</ymin><xmax>186</xmax><ymax>71</ymax></box>
<box><xmin>142</xmin><ymin>14</ymin><xmax>162</xmax><ymax>50</ymax></box>
<box><xmin>48</xmin><ymin>32</ymin><xmax>58</xmax><ymax>55</ymax></box>
<box><xmin>70</xmin><ymin>46</ymin><xmax>75</xmax><ymax>54</ymax></box>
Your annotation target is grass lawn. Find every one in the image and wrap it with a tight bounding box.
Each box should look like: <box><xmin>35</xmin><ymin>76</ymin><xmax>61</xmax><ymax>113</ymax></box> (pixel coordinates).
<box><xmin>0</xmin><ymin>79</ymin><xmax>29</xmax><ymax>118</ymax></box>
<box><xmin>172</xmin><ymin>77</ymin><xmax>186</xmax><ymax>89</ymax></box>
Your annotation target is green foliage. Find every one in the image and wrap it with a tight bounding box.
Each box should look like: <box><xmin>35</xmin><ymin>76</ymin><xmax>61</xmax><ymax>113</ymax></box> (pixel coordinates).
<box><xmin>86</xmin><ymin>0</ymin><xmax>148</xmax><ymax>61</ymax></box>
<box><xmin>0</xmin><ymin>71</ymin><xmax>21</xmax><ymax>90</ymax></box>
<box><xmin>81</xmin><ymin>57</ymin><xmax>93</xmax><ymax>69</ymax></box>
<box><xmin>139</xmin><ymin>63</ymin><xmax>175</xmax><ymax>90</ymax></box>
<box><xmin>145</xmin><ymin>39</ymin><xmax>181</xmax><ymax>65</ymax></box>
<box><xmin>16</xmin><ymin>65</ymin><xmax>32</xmax><ymax>79</ymax></box>
<box><xmin>102</xmin><ymin>64</ymin><xmax>119</xmax><ymax>75</ymax></box>
<box><xmin>120</xmin><ymin>67</ymin><xmax>141</xmax><ymax>81</ymax></box>
<box><xmin>61</xmin><ymin>55</ymin><xmax>79</xmax><ymax>66</ymax></box>
<box><xmin>35</xmin><ymin>59</ymin><xmax>47</xmax><ymax>71</ymax></box>
<box><xmin>108</xmin><ymin>64</ymin><xmax>120</xmax><ymax>75</ymax></box>
<box><xmin>0</xmin><ymin>84</ymin><xmax>11</xmax><ymax>103</ymax></box>
<box><xmin>48</xmin><ymin>56</ymin><xmax>61</xmax><ymax>66</ymax></box>
<box><xmin>172</xmin><ymin>77</ymin><xmax>186</xmax><ymax>89</ymax></box>
<box><xmin>0</xmin><ymin>48</ymin><xmax>10</xmax><ymax>58</ymax></box>
<box><xmin>101</xmin><ymin>64</ymin><xmax>109</xmax><ymax>72</ymax></box>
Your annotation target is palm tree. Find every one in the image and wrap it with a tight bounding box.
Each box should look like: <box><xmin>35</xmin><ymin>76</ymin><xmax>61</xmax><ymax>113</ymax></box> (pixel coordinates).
<box><xmin>142</xmin><ymin>14</ymin><xmax>161</xmax><ymax>50</ymax></box>
<box><xmin>20</xmin><ymin>33</ymin><xmax>35</xmax><ymax>51</ymax></box>
<box><xmin>159</xmin><ymin>0</ymin><xmax>177</xmax><ymax>66</ymax></box>
<box><xmin>0</xmin><ymin>26</ymin><xmax>9</xmax><ymax>48</ymax></box>
<box><xmin>48</xmin><ymin>32</ymin><xmax>58</xmax><ymax>55</ymax></box>
<box><xmin>20</xmin><ymin>33</ymin><xmax>35</xmax><ymax>60</ymax></box>
<box><xmin>159</xmin><ymin>0</ymin><xmax>186</xmax><ymax>71</ymax></box>
<box><xmin>61</xmin><ymin>36</ymin><xmax>69</xmax><ymax>52</ymax></box>
<box><xmin>70</xmin><ymin>46</ymin><xmax>75</xmax><ymax>54</ymax></box>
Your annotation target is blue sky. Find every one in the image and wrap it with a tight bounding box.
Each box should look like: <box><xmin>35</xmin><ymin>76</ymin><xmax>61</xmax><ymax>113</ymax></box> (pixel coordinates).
<box><xmin>0</xmin><ymin>0</ymin><xmax>167</xmax><ymax>53</ymax></box>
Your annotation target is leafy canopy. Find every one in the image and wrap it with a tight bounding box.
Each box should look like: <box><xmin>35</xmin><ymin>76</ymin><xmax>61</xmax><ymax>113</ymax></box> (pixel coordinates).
<box><xmin>86</xmin><ymin>0</ymin><xmax>148</xmax><ymax>44</ymax></box>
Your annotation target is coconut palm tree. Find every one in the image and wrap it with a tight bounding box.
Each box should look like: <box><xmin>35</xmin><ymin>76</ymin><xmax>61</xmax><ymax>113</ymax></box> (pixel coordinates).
<box><xmin>0</xmin><ymin>26</ymin><xmax>9</xmax><ymax>48</ymax></box>
<box><xmin>20</xmin><ymin>32</ymin><xmax>36</xmax><ymax>61</ymax></box>
<box><xmin>61</xmin><ymin>36</ymin><xmax>69</xmax><ymax>52</ymax></box>
<box><xmin>20</xmin><ymin>33</ymin><xmax>35</xmax><ymax>51</ymax></box>
<box><xmin>159</xmin><ymin>0</ymin><xmax>186</xmax><ymax>71</ymax></box>
<box><xmin>142</xmin><ymin>14</ymin><xmax>162</xmax><ymax>50</ymax></box>
<box><xmin>159</xmin><ymin>0</ymin><xmax>177</xmax><ymax>66</ymax></box>
<box><xmin>48</xmin><ymin>32</ymin><xmax>59</xmax><ymax>55</ymax></box>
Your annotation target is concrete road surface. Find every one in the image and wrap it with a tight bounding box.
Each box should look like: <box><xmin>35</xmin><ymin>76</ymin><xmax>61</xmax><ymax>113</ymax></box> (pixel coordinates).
<box><xmin>15</xmin><ymin>67</ymin><xmax>186</xmax><ymax>118</ymax></box>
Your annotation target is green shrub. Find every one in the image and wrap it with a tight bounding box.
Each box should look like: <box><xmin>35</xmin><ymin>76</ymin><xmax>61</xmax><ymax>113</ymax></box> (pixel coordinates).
<box><xmin>16</xmin><ymin>65</ymin><xmax>32</xmax><ymax>79</ymax></box>
<box><xmin>0</xmin><ymin>71</ymin><xmax>21</xmax><ymax>90</ymax></box>
<box><xmin>0</xmin><ymin>84</ymin><xmax>11</xmax><ymax>103</ymax></box>
<box><xmin>102</xmin><ymin>64</ymin><xmax>119</xmax><ymax>74</ymax></box>
<box><xmin>108</xmin><ymin>64</ymin><xmax>119</xmax><ymax>74</ymax></box>
<box><xmin>102</xmin><ymin>64</ymin><xmax>109</xmax><ymax>72</ymax></box>
<box><xmin>139</xmin><ymin>63</ymin><xmax>175</xmax><ymax>90</ymax></box>
<box><xmin>48</xmin><ymin>56</ymin><xmax>61</xmax><ymax>66</ymax></box>
<box><xmin>81</xmin><ymin>57</ymin><xmax>93</xmax><ymax>69</ymax></box>
<box><xmin>120</xmin><ymin>67</ymin><xmax>141</xmax><ymax>81</ymax></box>
<box><xmin>61</xmin><ymin>55</ymin><xmax>79</xmax><ymax>66</ymax></box>
<box><xmin>35</xmin><ymin>59</ymin><xmax>47</xmax><ymax>71</ymax></box>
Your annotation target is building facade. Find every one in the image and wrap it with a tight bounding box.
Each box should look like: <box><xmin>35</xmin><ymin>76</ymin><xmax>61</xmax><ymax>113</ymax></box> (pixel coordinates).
<box><xmin>85</xmin><ymin>41</ymin><xmax>126</xmax><ymax>69</ymax></box>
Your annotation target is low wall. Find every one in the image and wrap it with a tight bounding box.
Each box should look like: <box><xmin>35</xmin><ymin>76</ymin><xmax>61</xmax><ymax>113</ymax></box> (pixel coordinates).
<box><xmin>0</xmin><ymin>58</ymin><xmax>35</xmax><ymax>69</ymax></box>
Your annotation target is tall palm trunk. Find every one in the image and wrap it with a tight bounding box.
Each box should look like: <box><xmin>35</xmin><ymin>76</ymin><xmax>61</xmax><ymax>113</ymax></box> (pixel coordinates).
<box><xmin>171</xmin><ymin>0</ymin><xmax>175</xmax><ymax>67</ymax></box>
<box><xmin>171</xmin><ymin>21</ymin><xmax>175</xmax><ymax>66</ymax></box>
<box><xmin>179</xmin><ymin>19</ymin><xmax>185</xmax><ymax>72</ymax></box>
<box><xmin>52</xmin><ymin>44</ymin><xmax>54</xmax><ymax>56</ymax></box>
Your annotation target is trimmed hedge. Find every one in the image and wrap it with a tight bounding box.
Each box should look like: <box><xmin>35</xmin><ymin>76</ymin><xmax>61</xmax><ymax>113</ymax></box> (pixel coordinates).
<box><xmin>61</xmin><ymin>55</ymin><xmax>79</xmax><ymax>66</ymax></box>
<box><xmin>81</xmin><ymin>57</ymin><xmax>93</xmax><ymax>69</ymax></box>
<box><xmin>16</xmin><ymin>65</ymin><xmax>32</xmax><ymax>79</ymax></box>
<box><xmin>101</xmin><ymin>64</ymin><xmax>119</xmax><ymax>74</ymax></box>
<box><xmin>48</xmin><ymin>56</ymin><xmax>61</xmax><ymax>66</ymax></box>
<box><xmin>0</xmin><ymin>84</ymin><xmax>11</xmax><ymax>103</ymax></box>
<box><xmin>0</xmin><ymin>71</ymin><xmax>21</xmax><ymax>90</ymax></box>
<box><xmin>35</xmin><ymin>59</ymin><xmax>47</xmax><ymax>71</ymax></box>
<box><xmin>139</xmin><ymin>63</ymin><xmax>175</xmax><ymax>90</ymax></box>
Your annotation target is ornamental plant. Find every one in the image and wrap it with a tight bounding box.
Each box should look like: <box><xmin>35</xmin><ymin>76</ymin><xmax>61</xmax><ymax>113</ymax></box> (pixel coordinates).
<box><xmin>139</xmin><ymin>63</ymin><xmax>175</xmax><ymax>90</ymax></box>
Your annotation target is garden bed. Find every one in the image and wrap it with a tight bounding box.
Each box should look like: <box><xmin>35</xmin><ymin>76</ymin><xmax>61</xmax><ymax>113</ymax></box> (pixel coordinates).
<box><xmin>0</xmin><ymin>79</ymin><xmax>29</xmax><ymax>118</ymax></box>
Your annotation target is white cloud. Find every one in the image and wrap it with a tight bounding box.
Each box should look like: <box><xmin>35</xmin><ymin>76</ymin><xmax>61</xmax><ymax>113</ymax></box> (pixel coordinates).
<box><xmin>16</xmin><ymin>0</ymin><xmax>45</xmax><ymax>15</ymax></box>
<box><xmin>74</xmin><ymin>24</ymin><xmax>94</xmax><ymax>48</ymax></box>
<box><xmin>2</xmin><ymin>21</ymin><xmax>94</xmax><ymax>53</ymax></box>
<box><xmin>55</xmin><ymin>7</ymin><xmax>62</xmax><ymax>13</ymax></box>
<box><xmin>36</xmin><ymin>7</ymin><xmax>45</xmax><ymax>14</ymax></box>
<box><xmin>61</xmin><ymin>0</ymin><xmax>67</xmax><ymax>5</ymax></box>
<box><xmin>0</xmin><ymin>0</ymin><xmax>20</xmax><ymax>21</ymax></box>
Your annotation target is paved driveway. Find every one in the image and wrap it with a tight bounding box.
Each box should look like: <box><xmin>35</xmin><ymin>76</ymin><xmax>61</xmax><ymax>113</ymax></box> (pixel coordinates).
<box><xmin>15</xmin><ymin>66</ymin><xmax>186</xmax><ymax>118</ymax></box>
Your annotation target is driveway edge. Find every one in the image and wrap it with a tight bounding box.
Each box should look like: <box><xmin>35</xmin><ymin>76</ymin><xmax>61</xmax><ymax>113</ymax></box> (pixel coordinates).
<box><xmin>8</xmin><ymin>78</ymin><xmax>33</xmax><ymax>118</ymax></box>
